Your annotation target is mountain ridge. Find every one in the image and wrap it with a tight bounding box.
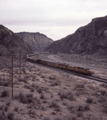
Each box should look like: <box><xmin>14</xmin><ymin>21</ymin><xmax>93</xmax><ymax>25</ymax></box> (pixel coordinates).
<box><xmin>16</xmin><ymin>32</ymin><xmax>53</xmax><ymax>52</ymax></box>
<box><xmin>46</xmin><ymin>15</ymin><xmax>107</xmax><ymax>55</ymax></box>
<box><xmin>0</xmin><ymin>25</ymin><xmax>32</xmax><ymax>55</ymax></box>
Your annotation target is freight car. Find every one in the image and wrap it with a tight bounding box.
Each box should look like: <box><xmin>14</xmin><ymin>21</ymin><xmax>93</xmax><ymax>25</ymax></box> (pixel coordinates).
<box><xmin>27</xmin><ymin>58</ymin><xmax>92</xmax><ymax>75</ymax></box>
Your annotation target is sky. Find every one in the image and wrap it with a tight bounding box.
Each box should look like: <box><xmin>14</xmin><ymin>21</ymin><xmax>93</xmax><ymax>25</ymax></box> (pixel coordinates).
<box><xmin>0</xmin><ymin>0</ymin><xmax>107</xmax><ymax>40</ymax></box>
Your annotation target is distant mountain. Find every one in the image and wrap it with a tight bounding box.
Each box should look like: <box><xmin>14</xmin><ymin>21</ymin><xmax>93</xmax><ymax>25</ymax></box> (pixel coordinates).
<box><xmin>16</xmin><ymin>32</ymin><xmax>53</xmax><ymax>52</ymax></box>
<box><xmin>0</xmin><ymin>25</ymin><xmax>32</xmax><ymax>55</ymax></box>
<box><xmin>46</xmin><ymin>15</ymin><xmax>107</xmax><ymax>55</ymax></box>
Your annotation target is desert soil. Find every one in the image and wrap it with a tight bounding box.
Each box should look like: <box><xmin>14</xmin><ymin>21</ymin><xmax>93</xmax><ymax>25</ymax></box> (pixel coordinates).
<box><xmin>0</xmin><ymin>55</ymin><xmax>107</xmax><ymax>120</ymax></box>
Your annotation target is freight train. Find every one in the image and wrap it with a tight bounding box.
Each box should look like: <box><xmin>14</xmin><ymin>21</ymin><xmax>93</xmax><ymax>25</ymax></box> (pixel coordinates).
<box><xmin>27</xmin><ymin>57</ymin><xmax>92</xmax><ymax>75</ymax></box>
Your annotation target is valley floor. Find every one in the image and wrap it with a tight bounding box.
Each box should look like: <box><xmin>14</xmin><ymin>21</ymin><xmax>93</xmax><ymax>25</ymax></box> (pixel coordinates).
<box><xmin>0</xmin><ymin>56</ymin><xmax>107</xmax><ymax>120</ymax></box>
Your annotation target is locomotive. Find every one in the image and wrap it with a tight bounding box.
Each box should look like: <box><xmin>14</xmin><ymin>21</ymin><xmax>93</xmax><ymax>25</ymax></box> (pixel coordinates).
<box><xmin>27</xmin><ymin>57</ymin><xmax>92</xmax><ymax>75</ymax></box>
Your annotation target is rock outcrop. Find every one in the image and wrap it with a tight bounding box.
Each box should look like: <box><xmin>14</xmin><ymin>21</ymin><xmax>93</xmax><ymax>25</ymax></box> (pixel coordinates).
<box><xmin>46</xmin><ymin>15</ymin><xmax>107</xmax><ymax>55</ymax></box>
<box><xmin>0</xmin><ymin>25</ymin><xmax>32</xmax><ymax>55</ymax></box>
<box><xmin>16</xmin><ymin>32</ymin><xmax>53</xmax><ymax>52</ymax></box>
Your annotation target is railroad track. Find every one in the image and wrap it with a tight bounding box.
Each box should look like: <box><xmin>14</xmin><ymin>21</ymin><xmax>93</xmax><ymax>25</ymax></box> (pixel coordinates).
<box><xmin>27</xmin><ymin>60</ymin><xmax>107</xmax><ymax>84</ymax></box>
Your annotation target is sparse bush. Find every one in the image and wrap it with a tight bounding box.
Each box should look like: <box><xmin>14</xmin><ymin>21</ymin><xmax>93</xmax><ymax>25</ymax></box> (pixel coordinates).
<box><xmin>75</xmin><ymin>84</ymin><xmax>85</xmax><ymax>88</ymax></box>
<box><xmin>40</xmin><ymin>94</ymin><xmax>45</xmax><ymax>99</ymax></box>
<box><xmin>76</xmin><ymin>105</ymin><xmax>90</xmax><ymax>112</ymax></box>
<box><xmin>43</xmin><ymin>100</ymin><xmax>47</xmax><ymax>104</ymax></box>
<box><xmin>43</xmin><ymin>117</ymin><xmax>51</xmax><ymax>120</ymax></box>
<box><xmin>7</xmin><ymin>112</ymin><xmax>14</xmax><ymax>120</ymax></box>
<box><xmin>36</xmin><ymin>86</ymin><xmax>48</xmax><ymax>93</ymax></box>
<box><xmin>1</xmin><ymin>90</ymin><xmax>9</xmax><ymax>97</ymax></box>
<box><xmin>84</xmin><ymin>104</ymin><xmax>90</xmax><ymax>111</ymax></box>
<box><xmin>58</xmin><ymin>92</ymin><xmax>74</xmax><ymax>101</ymax></box>
<box><xmin>0</xmin><ymin>80</ymin><xmax>10</xmax><ymax>86</ymax></box>
<box><xmin>18</xmin><ymin>78</ymin><xmax>27</xmax><ymax>83</ymax></box>
<box><xmin>0</xmin><ymin>105</ymin><xmax>3</xmax><ymax>110</ymax></box>
<box><xmin>31</xmin><ymin>83</ymin><xmax>36</xmax><ymax>88</ymax></box>
<box><xmin>4</xmin><ymin>105</ymin><xmax>9</xmax><ymax>111</ymax></box>
<box><xmin>74</xmin><ymin>84</ymin><xmax>85</xmax><ymax>91</ymax></box>
<box><xmin>6</xmin><ymin>102</ymin><xmax>11</xmax><ymax>106</ymax></box>
<box><xmin>30</xmin><ymin>88</ymin><xmax>34</xmax><ymax>92</ymax></box>
<box><xmin>86</xmin><ymin>97</ymin><xmax>93</xmax><ymax>103</ymax></box>
<box><xmin>0</xmin><ymin>113</ymin><xmax>7</xmax><ymax>120</ymax></box>
<box><xmin>50</xmin><ymin>82</ymin><xmax>60</xmax><ymax>86</ymax></box>
<box><xmin>71</xmin><ymin>116</ymin><xmax>76</xmax><ymax>120</ymax></box>
<box><xmin>24</xmin><ymin>85</ymin><xmax>31</xmax><ymax>89</ymax></box>
<box><xmin>54</xmin><ymin>118</ymin><xmax>62</xmax><ymax>120</ymax></box>
<box><xmin>28</xmin><ymin>110</ymin><xmax>35</xmax><ymax>115</ymax></box>
<box><xmin>49</xmin><ymin>75</ymin><xmax>56</xmax><ymax>80</ymax></box>
<box><xmin>18</xmin><ymin>93</ymin><xmax>34</xmax><ymax>104</ymax></box>
<box><xmin>14</xmin><ymin>107</ymin><xmax>18</xmax><ymax>112</ymax></box>
<box><xmin>14</xmin><ymin>118</ymin><xmax>22</xmax><ymax>120</ymax></box>
<box><xmin>102</xmin><ymin>104</ymin><xmax>107</xmax><ymax>113</ymax></box>
<box><xmin>100</xmin><ymin>84</ymin><xmax>107</xmax><ymax>88</ymax></box>
<box><xmin>98</xmin><ymin>96</ymin><xmax>106</xmax><ymax>103</ymax></box>
<box><xmin>34</xmin><ymin>97</ymin><xmax>41</xmax><ymax>104</ymax></box>
<box><xmin>76</xmin><ymin>105</ymin><xmax>85</xmax><ymax>112</ymax></box>
<box><xmin>77</xmin><ymin>112</ymin><xmax>83</xmax><ymax>117</ymax></box>
<box><xmin>49</xmin><ymin>101</ymin><xmax>59</xmax><ymax>108</ymax></box>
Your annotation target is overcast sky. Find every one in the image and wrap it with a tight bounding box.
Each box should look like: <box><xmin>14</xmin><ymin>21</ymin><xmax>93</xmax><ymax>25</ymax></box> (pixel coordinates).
<box><xmin>0</xmin><ymin>0</ymin><xmax>107</xmax><ymax>40</ymax></box>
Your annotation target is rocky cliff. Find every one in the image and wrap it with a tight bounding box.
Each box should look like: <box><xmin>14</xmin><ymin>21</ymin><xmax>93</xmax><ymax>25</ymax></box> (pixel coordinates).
<box><xmin>0</xmin><ymin>25</ymin><xmax>32</xmax><ymax>55</ymax></box>
<box><xmin>46</xmin><ymin>15</ymin><xmax>107</xmax><ymax>55</ymax></box>
<box><xmin>16</xmin><ymin>32</ymin><xmax>53</xmax><ymax>52</ymax></box>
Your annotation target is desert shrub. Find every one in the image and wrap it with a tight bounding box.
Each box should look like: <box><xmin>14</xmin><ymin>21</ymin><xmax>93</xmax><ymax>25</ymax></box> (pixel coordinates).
<box><xmin>58</xmin><ymin>92</ymin><xmax>74</xmax><ymax>101</ymax></box>
<box><xmin>77</xmin><ymin>112</ymin><xmax>83</xmax><ymax>117</ymax></box>
<box><xmin>40</xmin><ymin>94</ymin><xmax>45</xmax><ymax>99</ymax></box>
<box><xmin>75</xmin><ymin>84</ymin><xmax>85</xmax><ymax>88</ymax></box>
<box><xmin>4</xmin><ymin>105</ymin><xmax>9</xmax><ymax>111</ymax></box>
<box><xmin>71</xmin><ymin>116</ymin><xmax>77</xmax><ymax>120</ymax></box>
<box><xmin>49</xmin><ymin>75</ymin><xmax>56</xmax><ymax>80</ymax></box>
<box><xmin>7</xmin><ymin>112</ymin><xmax>14</xmax><ymax>120</ymax></box>
<box><xmin>43</xmin><ymin>117</ymin><xmax>51</xmax><ymax>120</ymax></box>
<box><xmin>68</xmin><ymin>104</ymin><xmax>90</xmax><ymax>113</ymax></box>
<box><xmin>31</xmin><ymin>83</ymin><xmax>37</xmax><ymax>88</ymax></box>
<box><xmin>102</xmin><ymin>104</ymin><xmax>107</xmax><ymax>113</ymax></box>
<box><xmin>86</xmin><ymin>97</ymin><xmax>93</xmax><ymax>103</ymax></box>
<box><xmin>98</xmin><ymin>96</ymin><xmax>106</xmax><ymax>103</ymax></box>
<box><xmin>84</xmin><ymin>104</ymin><xmax>90</xmax><ymax>111</ymax></box>
<box><xmin>30</xmin><ymin>88</ymin><xmax>34</xmax><ymax>92</ymax></box>
<box><xmin>76</xmin><ymin>105</ymin><xmax>90</xmax><ymax>112</ymax></box>
<box><xmin>14</xmin><ymin>107</ymin><xmax>18</xmax><ymax>112</ymax></box>
<box><xmin>0</xmin><ymin>105</ymin><xmax>3</xmax><ymax>110</ymax></box>
<box><xmin>54</xmin><ymin>118</ymin><xmax>62</xmax><ymax>120</ymax></box>
<box><xmin>49</xmin><ymin>101</ymin><xmax>59</xmax><ymax>108</ymax></box>
<box><xmin>100</xmin><ymin>84</ymin><xmax>107</xmax><ymax>88</ymax></box>
<box><xmin>34</xmin><ymin>97</ymin><xmax>41</xmax><ymax>104</ymax></box>
<box><xmin>18</xmin><ymin>93</ymin><xmax>34</xmax><ymax>104</ymax></box>
<box><xmin>6</xmin><ymin>102</ymin><xmax>11</xmax><ymax>106</ymax></box>
<box><xmin>36</xmin><ymin>86</ymin><xmax>48</xmax><ymax>93</ymax></box>
<box><xmin>28</xmin><ymin>110</ymin><xmax>35</xmax><ymax>115</ymax></box>
<box><xmin>18</xmin><ymin>78</ymin><xmax>27</xmax><ymax>83</ymax></box>
<box><xmin>1</xmin><ymin>90</ymin><xmax>9</xmax><ymax>97</ymax></box>
<box><xmin>24</xmin><ymin>85</ymin><xmax>31</xmax><ymax>89</ymax></box>
<box><xmin>74</xmin><ymin>84</ymin><xmax>85</xmax><ymax>91</ymax></box>
<box><xmin>0</xmin><ymin>113</ymin><xmax>7</xmax><ymax>120</ymax></box>
<box><xmin>41</xmin><ymin>75</ymin><xmax>45</xmax><ymax>78</ymax></box>
<box><xmin>14</xmin><ymin>118</ymin><xmax>22</xmax><ymax>120</ymax></box>
<box><xmin>54</xmin><ymin>107</ymin><xmax>61</xmax><ymax>112</ymax></box>
<box><xmin>50</xmin><ymin>82</ymin><xmax>60</xmax><ymax>86</ymax></box>
<box><xmin>0</xmin><ymin>80</ymin><xmax>10</xmax><ymax>86</ymax></box>
<box><xmin>76</xmin><ymin>105</ymin><xmax>85</xmax><ymax>112</ymax></box>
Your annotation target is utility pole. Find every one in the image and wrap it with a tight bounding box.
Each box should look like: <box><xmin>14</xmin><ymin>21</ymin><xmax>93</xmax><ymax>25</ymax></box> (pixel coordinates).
<box><xmin>11</xmin><ymin>50</ymin><xmax>14</xmax><ymax>98</ymax></box>
<box><xmin>19</xmin><ymin>50</ymin><xmax>22</xmax><ymax>78</ymax></box>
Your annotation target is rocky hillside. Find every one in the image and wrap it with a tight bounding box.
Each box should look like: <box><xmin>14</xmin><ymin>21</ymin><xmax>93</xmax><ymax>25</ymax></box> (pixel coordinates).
<box><xmin>46</xmin><ymin>15</ymin><xmax>107</xmax><ymax>55</ymax></box>
<box><xmin>0</xmin><ymin>25</ymin><xmax>32</xmax><ymax>55</ymax></box>
<box><xmin>16</xmin><ymin>32</ymin><xmax>53</xmax><ymax>52</ymax></box>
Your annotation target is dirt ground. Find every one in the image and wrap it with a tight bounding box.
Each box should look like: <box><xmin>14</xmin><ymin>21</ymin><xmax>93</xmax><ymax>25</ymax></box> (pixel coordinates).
<box><xmin>0</xmin><ymin>56</ymin><xmax>107</xmax><ymax>120</ymax></box>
